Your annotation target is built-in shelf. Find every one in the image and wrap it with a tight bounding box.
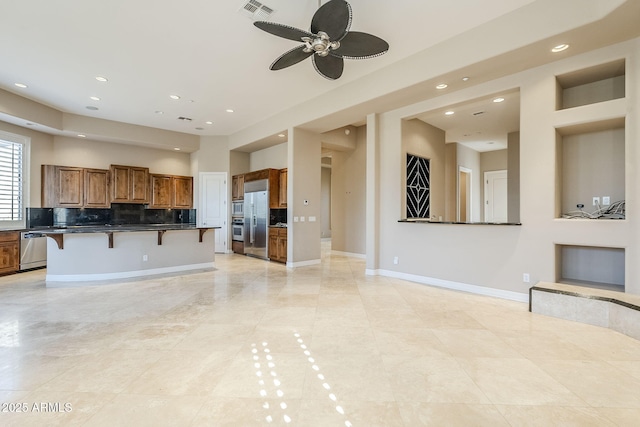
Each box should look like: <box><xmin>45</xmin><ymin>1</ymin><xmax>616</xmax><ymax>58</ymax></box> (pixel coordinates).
<box><xmin>556</xmin><ymin>119</ymin><xmax>625</xmax><ymax>219</ymax></box>
<box><xmin>556</xmin><ymin>244</ymin><xmax>625</xmax><ymax>292</ymax></box>
<box><xmin>556</xmin><ymin>59</ymin><xmax>625</xmax><ymax>110</ymax></box>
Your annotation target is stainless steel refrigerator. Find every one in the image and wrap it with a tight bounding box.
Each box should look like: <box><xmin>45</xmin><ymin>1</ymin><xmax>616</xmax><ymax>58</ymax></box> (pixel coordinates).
<box><xmin>243</xmin><ymin>179</ymin><xmax>269</xmax><ymax>259</ymax></box>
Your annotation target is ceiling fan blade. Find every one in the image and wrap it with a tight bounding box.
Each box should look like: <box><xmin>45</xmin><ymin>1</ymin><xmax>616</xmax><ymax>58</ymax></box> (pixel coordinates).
<box><xmin>312</xmin><ymin>54</ymin><xmax>344</xmax><ymax>80</ymax></box>
<box><xmin>311</xmin><ymin>0</ymin><xmax>352</xmax><ymax>41</ymax></box>
<box><xmin>270</xmin><ymin>45</ymin><xmax>314</xmax><ymax>70</ymax></box>
<box><xmin>254</xmin><ymin>21</ymin><xmax>313</xmax><ymax>42</ymax></box>
<box><xmin>331</xmin><ymin>31</ymin><xmax>389</xmax><ymax>59</ymax></box>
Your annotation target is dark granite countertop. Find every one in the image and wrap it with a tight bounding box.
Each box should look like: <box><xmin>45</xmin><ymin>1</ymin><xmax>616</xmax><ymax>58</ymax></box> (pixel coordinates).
<box><xmin>38</xmin><ymin>224</ymin><xmax>219</xmax><ymax>234</ymax></box>
<box><xmin>398</xmin><ymin>219</ymin><xmax>521</xmax><ymax>226</ymax></box>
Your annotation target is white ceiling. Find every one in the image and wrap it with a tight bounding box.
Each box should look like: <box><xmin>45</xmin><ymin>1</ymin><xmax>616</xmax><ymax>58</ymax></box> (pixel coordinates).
<box><xmin>0</xmin><ymin>0</ymin><xmax>535</xmax><ymax>137</ymax></box>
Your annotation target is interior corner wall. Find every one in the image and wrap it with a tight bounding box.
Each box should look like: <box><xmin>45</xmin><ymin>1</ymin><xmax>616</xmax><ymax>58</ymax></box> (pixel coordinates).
<box><xmin>331</xmin><ymin>125</ymin><xmax>366</xmax><ymax>254</ymax></box>
<box><xmin>507</xmin><ymin>132</ymin><xmax>521</xmax><ymax>223</ymax></box>
<box><xmin>402</xmin><ymin>119</ymin><xmax>446</xmax><ymax>219</ymax></box>
<box><xmin>321</xmin><ymin>167</ymin><xmax>331</xmax><ymax>238</ymax></box>
<box><xmin>288</xmin><ymin>128</ymin><xmax>321</xmax><ymax>264</ymax></box>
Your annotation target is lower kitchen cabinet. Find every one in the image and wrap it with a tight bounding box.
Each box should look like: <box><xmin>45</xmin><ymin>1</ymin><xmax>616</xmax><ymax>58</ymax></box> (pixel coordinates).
<box><xmin>268</xmin><ymin>227</ymin><xmax>287</xmax><ymax>263</ymax></box>
<box><xmin>0</xmin><ymin>231</ymin><xmax>19</xmax><ymax>275</ymax></box>
<box><xmin>232</xmin><ymin>240</ymin><xmax>244</xmax><ymax>254</ymax></box>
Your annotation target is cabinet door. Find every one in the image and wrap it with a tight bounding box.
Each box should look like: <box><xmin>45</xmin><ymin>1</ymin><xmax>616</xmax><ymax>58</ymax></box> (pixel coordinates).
<box><xmin>130</xmin><ymin>167</ymin><xmax>149</xmax><ymax>203</ymax></box>
<box><xmin>232</xmin><ymin>175</ymin><xmax>239</xmax><ymax>200</ymax></box>
<box><xmin>279</xmin><ymin>169</ymin><xmax>287</xmax><ymax>207</ymax></box>
<box><xmin>57</xmin><ymin>166</ymin><xmax>84</xmax><ymax>207</ymax></box>
<box><xmin>277</xmin><ymin>230</ymin><xmax>287</xmax><ymax>262</ymax></box>
<box><xmin>173</xmin><ymin>176</ymin><xmax>193</xmax><ymax>208</ymax></box>
<box><xmin>84</xmin><ymin>168</ymin><xmax>110</xmax><ymax>208</ymax></box>
<box><xmin>268</xmin><ymin>228</ymin><xmax>278</xmax><ymax>260</ymax></box>
<box><xmin>110</xmin><ymin>165</ymin><xmax>131</xmax><ymax>202</ymax></box>
<box><xmin>0</xmin><ymin>232</ymin><xmax>19</xmax><ymax>275</ymax></box>
<box><xmin>149</xmin><ymin>174</ymin><xmax>173</xmax><ymax>208</ymax></box>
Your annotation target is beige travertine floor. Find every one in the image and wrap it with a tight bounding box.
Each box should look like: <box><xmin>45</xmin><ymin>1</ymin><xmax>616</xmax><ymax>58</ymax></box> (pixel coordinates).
<box><xmin>2</xmin><ymin>243</ymin><xmax>640</xmax><ymax>426</ymax></box>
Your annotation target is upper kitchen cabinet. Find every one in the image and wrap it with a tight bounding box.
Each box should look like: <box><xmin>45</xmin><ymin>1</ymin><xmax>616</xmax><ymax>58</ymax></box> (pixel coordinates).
<box><xmin>42</xmin><ymin>165</ymin><xmax>110</xmax><ymax>208</ymax></box>
<box><xmin>173</xmin><ymin>175</ymin><xmax>193</xmax><ymax>209</ymax></box>
<box><xmin>84</xmin><ymin>168</ymin><xmax>110</xmax><ymax>208</ymax></box>
<box><xmin>245</xmin><ymin>168</ymin><xmax>281</xmax><ymax>208</ymax></box>
<box><xmin>279</xmin><ymin>168</ymin><xmax>287</xmax><ymax>207</ymax></box>
<box><xmin>232</xmin><ymin>174</ymin><xmax>245</xmax><ymax>201</ymax></box>
<box><xmin>149</xmin><ymin>174</ymin><xmax>193</xmax><ymax>209</ymax></box>
<box><xmin>110</xmin><ymin>165</ymin><xmax>149</xmax><ymax>204</ymax></box>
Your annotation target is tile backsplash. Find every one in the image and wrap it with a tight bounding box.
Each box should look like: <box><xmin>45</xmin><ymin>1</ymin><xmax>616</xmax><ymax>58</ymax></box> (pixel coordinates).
<box><xmin>26</xmin><ymin>205</ymin><xmax>196</xmax><ymax>228</ymax></box>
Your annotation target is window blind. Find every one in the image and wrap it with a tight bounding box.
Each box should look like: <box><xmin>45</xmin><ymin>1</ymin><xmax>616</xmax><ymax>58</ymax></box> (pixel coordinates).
<box><xmin>0</xmin><ymin>139</ymin><xmax>23</xmax><ymax>221</ymax></box>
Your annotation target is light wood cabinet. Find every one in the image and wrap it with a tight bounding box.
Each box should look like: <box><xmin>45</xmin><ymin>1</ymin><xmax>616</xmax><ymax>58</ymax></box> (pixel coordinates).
<box><xmin>149</xmin><ymin>174</ymin><xmax>193</xmax><ymax>209</ymax></box>
<box><xmin>279</xmin><ymin>168</ymin><xmax>287</xmax><ymax>207</ymax></box>
<box><xmin>84</xmin><ymin>168</ymin><xmax>110</xmax><ymax>208</ymax></box>
<box><xmin>232</xmin><ymin>174</ymin><xmax>245</xmax><ymax>201</ymax></box>
<box><xmin>268</xmin><ymin>227</ymin><xmax>287</xmax><ymax>263</ymax></box>
<box><xmin>110</xmin><ymin>165</ymin><xmax>149</xmax><ymax>204</ymax></box>
<box><xmin>42</xmin><ymin>165</ymin><xmax>109</xmax><ymax>208</ymax></box>
<box><xmin>232</xmin><ymin>240</ymin><xmax>244</xmax><ymax>254</ymax></box>
<box><xmin>173</xmin><ymin>175</ymin><xmax>193</xmax><ymax>208</ymax></box>
<box><xmin>0</xmin><ymin>231</ymin><xmax>19</xmax><ymax>275</ymax></box>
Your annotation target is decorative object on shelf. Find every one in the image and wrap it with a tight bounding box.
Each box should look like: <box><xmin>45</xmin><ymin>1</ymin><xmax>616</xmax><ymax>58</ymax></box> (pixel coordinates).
<box><xmin>253</xmin><ymin>0</ymin><xmax>388</xmax><ymax>80</ymax></box>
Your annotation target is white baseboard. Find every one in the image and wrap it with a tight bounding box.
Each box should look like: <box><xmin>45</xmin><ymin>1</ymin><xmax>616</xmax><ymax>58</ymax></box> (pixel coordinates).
<box><xmin>287</xmin><ymin>259</ymin><xmax>321</xmax><ymax>268</ymax></box>
<box><xmin>46</xmin><ymin>262</ymin><xmax>215</xmax><ymax>285</ymax></box>
<box><xmin>368</xmin><ymin>268</ymin><xmax>529</xmax><ymax>303</ymax></box>
<box><xmin>331</xmin><ymin>250</ymin><xmax>366</xmax><ymax>259</ymax></box>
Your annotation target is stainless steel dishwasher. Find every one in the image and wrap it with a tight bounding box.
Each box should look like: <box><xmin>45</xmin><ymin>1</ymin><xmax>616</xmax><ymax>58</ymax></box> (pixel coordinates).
<box><xmin>20</xmin><ymin>231</ymin><xmax>47</xmax><ymax>270</ymax></box>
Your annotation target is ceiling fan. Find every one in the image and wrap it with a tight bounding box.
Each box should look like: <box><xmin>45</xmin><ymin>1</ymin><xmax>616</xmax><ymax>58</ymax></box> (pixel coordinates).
<box><xmin>253</xmin><ymin>0</ymin><xmax>389</xmax><ymax>80</ymax></box>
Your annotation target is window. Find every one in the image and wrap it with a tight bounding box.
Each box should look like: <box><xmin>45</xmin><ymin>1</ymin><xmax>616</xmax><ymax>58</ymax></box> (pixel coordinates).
<box><xmin>0</xmin><ymin>131</ymin><xmax>29</xmax><ymax>224</ymax></box>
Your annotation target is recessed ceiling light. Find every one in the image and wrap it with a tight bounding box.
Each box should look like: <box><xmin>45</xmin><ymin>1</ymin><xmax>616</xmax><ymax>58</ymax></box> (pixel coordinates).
<box><xmin>226</xmin><ymin>109</ymin><xmax>234</xmax><ymax>113</ymax></box>
<box><xmin>462</xmin><ymin>77</ymin><xmax>470</xmax><ymax>82</ymax></box>
<box><xmin>86</xmin><ymin>106</ymin><xmax>99</xmax><ymax>110</ymax></box>
<box><xmin>445</xmin><ymin>111</ymin><xmax>455</xmax><ymax>116</ymax></box>
<box><xmin>174</xmin><ymin>147</ymin><xmax>181</xmax><ymax>151</ymax></box>
<box><xmin>155</xmin><ymin>110</ymin><xmax>164</xmax><ymax>114</ymax></box>
<box><xmin>14</xmin><ymin>83</ymin><xmax>28</xmax><ymax>88</ymax></box>
<box><xmin>90</xmin><ymin>96</ymin><xmax>101</xmax><ymax>101</ymax></box>
<box><xmin>95</xmin><ymin>76</ymin><xmax>108</xmax><ymax>82</ymax></box>
<box><xmin>551</xmin><ymin>44</ymin><xmax>569</xmax><ymax>53</ymax></box>
<box><xmin>78</xmin><ymin>134</ymin><xmax>87</xmax><ymax>138</ymax></box>
<box><xmin>205</xmin><ymin>121</ymin><xmax>213</xmax><ymax>125</ymax></box>
<box><xmin>278</xmin><ymin>134</ymin><xmax>285</xmax><ymax>138</ymax></box>
<box><xmin>493</xmin><ymin>97</ymin><xmax>505</xmax><ymax>103</ymax></box>
<box><xmin>436</xmin><ymin>84</ymin><xmax>448</xmax><ymax>90</ymax></box>
<box><xmin>169</xmin><ymin>95</ymin><xmax>181</xmax><ymax>100</ymax></box>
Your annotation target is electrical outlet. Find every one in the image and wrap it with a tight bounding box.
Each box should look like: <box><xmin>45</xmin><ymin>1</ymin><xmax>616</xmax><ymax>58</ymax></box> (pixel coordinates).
<box><xmin>143</xmin><ymin>254</ymin><xmax>148</xmax><ymax>262</ymax></box>
<box><xmin>393</xmin><ymin>256</ymin><xmax>399</xmax><ymax>265</ymax></box>
<box><xmin>602</xmin><ymin>196</ymin><xmax>611</xmax><ymax>206</ymax></box>
<box><xmin>592</xmin><ymin>196</ymin><xmax>600</xmax><ymax>206</ymax></box>
<box><xmin>523</xmin><ymin>273</ymin><xmax>530</xmax><ymax>283</ymax></box>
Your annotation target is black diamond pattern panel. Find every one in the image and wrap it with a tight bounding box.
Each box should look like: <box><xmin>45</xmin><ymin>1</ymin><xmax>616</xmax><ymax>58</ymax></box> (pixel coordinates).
<box><xmin>406</xmin><ymin>154</ymin><xmax>430</xmax><ymax>218</ymax></box>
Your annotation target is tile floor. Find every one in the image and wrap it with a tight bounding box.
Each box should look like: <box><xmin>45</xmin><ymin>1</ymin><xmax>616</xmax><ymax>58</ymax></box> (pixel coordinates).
<box><xmin>2</xmin><ymin>244</ymin><xmax>640</xmax><ymax>426</ymax></box>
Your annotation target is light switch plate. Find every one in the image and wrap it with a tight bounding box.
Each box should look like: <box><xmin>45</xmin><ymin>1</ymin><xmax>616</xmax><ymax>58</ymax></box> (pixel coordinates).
<box><xmin>602</xmin><ymin>196</ymin><xmax>611</xmax><ymax>206</ymax></box>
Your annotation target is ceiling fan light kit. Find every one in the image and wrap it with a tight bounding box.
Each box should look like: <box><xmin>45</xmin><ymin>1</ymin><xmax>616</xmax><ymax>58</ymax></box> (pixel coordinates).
<box><xmin>253</xmin><ymin>0</ymin><xmax>389</xmax><ymax>80</ymax></box>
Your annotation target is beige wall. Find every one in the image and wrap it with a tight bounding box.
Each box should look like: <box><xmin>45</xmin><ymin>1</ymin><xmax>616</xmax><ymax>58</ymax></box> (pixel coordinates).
<box><xmin>321</xmin><ymin>166</ymin><xmax>331</xmax><ymax>238</ymax></box>
<box><xmin>250</xmin><ymin>142</ymin><xmax>287</xmax><ymax>171</ymax></box>
<box><xmin>288</xmin><ymin>128</ymin><xmax>321</xmax><ymax>265</ymax></box>
<box><xmin>331</xmin><ymin>125</ymin><xmax>367</xmax><ymax>254</ymax></box>
<box><xmin>507</xmin><ymin>132</ymin><xmax>521</xmax><ymax>223</ymax></box>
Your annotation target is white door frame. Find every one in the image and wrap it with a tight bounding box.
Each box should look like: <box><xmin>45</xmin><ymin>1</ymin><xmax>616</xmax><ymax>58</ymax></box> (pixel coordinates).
<box><xmin>198</xmin><ymin>172</ymin><xmax>228</xmax><ymax>253</ymax></box>
<box><xmin>457</xmin><ymin>166</ymin><xmax>472</xmax><ymax>222</ymax></box>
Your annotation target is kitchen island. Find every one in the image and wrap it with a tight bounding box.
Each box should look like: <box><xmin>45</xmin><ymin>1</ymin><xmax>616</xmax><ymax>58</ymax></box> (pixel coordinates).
<box><xmin>43</xmin><ymin>224</ymin><xmax>219</xmax><ymax>285</ymax></box>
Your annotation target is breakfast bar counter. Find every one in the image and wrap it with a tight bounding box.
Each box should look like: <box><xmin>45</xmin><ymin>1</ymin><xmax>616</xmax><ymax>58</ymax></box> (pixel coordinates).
<box><xmin>43</xmin><ymin>225</ymin><xmax>220</xmax><ymax>285</ymax></box>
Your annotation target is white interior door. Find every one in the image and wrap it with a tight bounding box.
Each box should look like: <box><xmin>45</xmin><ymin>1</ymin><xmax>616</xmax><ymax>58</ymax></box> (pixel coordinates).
<box><xmin>484</xmin><ymin>170</ymin><xmax>508</xmax><ymax>223</ymax></box>
<box><xmin>199</xmin><ymin>172</ymin><xmax>228</xmax><ymax>253</ymax></box>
